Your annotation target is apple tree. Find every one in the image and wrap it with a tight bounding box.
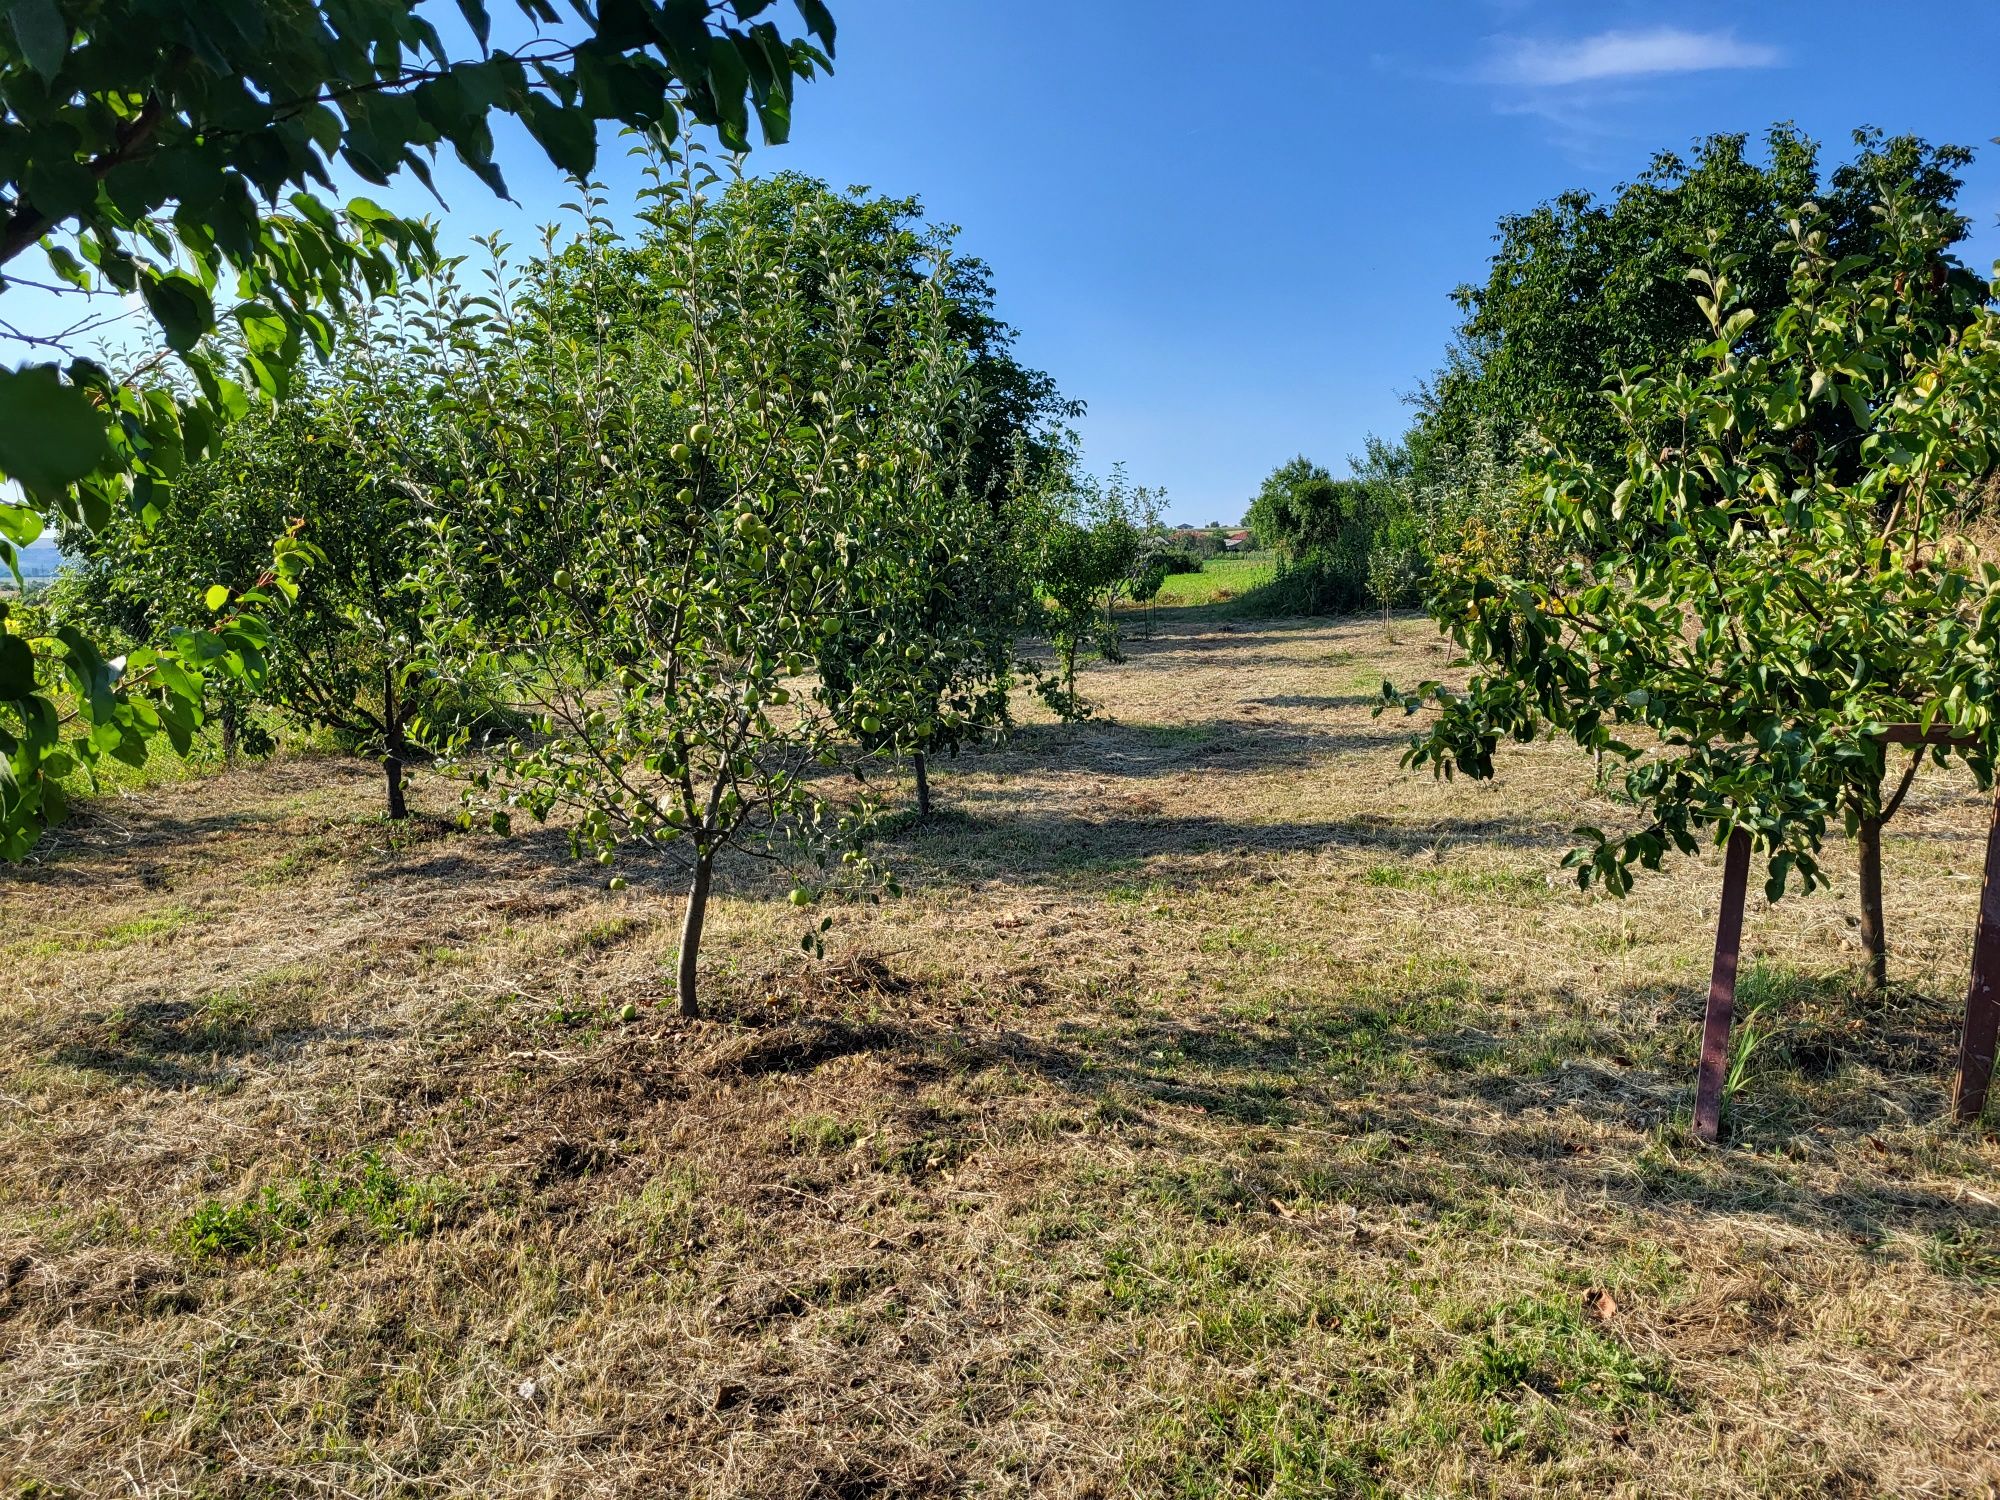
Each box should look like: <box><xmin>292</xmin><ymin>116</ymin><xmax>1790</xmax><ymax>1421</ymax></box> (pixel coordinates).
<box><xmin>1388</xmin><ymin>179</ymin><xmax>2000</xmax><ymax>990</ymax></box>
<box><xmin>1032</xmin><ymin>465</ymin><xmax>1161</xmax><ymax>718</ymax></box>
<box><xmin>411</xmin><ymin>155</ymin><xmax>979</xmax><ymax>1018</ymax></box>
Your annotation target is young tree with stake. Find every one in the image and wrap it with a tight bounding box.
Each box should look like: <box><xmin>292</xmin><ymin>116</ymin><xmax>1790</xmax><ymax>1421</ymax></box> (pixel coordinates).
<box><xmin>1389</xmin><ymin>180</ymin><xmax>2000</xmax><ymax>991</ymax></box>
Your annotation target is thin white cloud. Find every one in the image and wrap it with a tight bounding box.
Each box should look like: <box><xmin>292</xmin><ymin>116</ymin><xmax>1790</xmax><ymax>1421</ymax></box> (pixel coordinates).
<box><xmin>1484</xmin><ymin>27</ymin><xmax>1781</xmax><ymax>88</ymax></box>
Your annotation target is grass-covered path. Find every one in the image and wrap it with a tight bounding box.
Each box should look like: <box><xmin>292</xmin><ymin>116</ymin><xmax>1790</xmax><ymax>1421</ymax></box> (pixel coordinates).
<box><xmin>3</xmin><ymin>614</ymin><xmax>1998</xmax><ymax>1497</ymax></box>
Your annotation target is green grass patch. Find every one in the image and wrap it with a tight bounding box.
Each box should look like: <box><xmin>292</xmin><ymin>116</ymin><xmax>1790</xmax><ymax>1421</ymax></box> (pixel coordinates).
<box><xmin>1049</xmin><ymin>850</ymin><xmax>1144</xmax><ymax>877</ymax></box>
<box><xmin>604</xmin><ymin>1168</ymin><xmax>706</xmax><ymax>1260</ymax></box>
<box><xmin>180</xmin><ymin>1152</ymin><xmax>456</xmax><ymax>1259</ymax></box>
<box><xmin>1923</xmin><ymin>1227</ymin><xmax>2000</xmax><ymax>1284</ymax></box>
<box><xmin>11</xmin><ymin>904</ymin><xmax>220</xmax><ymax>959</ymax></box>
<box><xmin>1129</xmin><ymin>1159</ymin><xmax>1266</xmax><ymax>1225</ymax></box>
<box><xmin>1135</xmin><ymin>722</ymin><xmax>1217</xmax><ymax>749</ymax></box>
<box><xmin>99</xmin><ymin>905</ymin><xmax>207</xmax><ymax>947</ymax></box>
<box><xmin>568</xmin><ymin>914</ymin><xmax>651</xmax><ymax>953</ymax></box>
<box><xmin>249</xmin><ymin>834</ymin><xmax>350</xmax><ymax>886</ymax></box>
<box><xmin>1362</xmin><ymin>863</ymin><xmax>1546</xmax><ymax>898</ymax></box>
<box><xmin>1147</xmin><ymin>555</ymin><xmax>1280</xmax><ymax>608</ymax></box>
<box><xmin>1139</xmin><ymin>1385</ymin><xmax>1377</xmax><ymax>1498</ymax></box>
<box><xmin>1197</xmin><ymin>925</ymin><xmax>1289</xmax><ymax>959</ymax></box>
<box><xmin>1438</xmin><ymin>1292</ymin><xmax>1672</xmax><ymax>1425</ymax></box>
<box><xmin>1105</xmin><ymin>880</ymin><xmax>1175</xmax><ymax>908</ymax></box>
<box><xmin>788</xmin><ymin>1113</ymin><xmax>861</xmax><ymax>1154</ymax></box>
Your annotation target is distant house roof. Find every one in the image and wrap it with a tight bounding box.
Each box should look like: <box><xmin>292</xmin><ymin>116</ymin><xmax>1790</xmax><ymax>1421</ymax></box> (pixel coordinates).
<box><xmin>1226</xmin><ymin>529</ymin><xmax>1250</xmax><ymax>541</ymax></box>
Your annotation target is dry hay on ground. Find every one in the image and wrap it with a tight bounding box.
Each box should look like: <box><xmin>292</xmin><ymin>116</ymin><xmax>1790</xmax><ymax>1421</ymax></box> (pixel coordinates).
<box><xmin>2</xmin><ymin>613</ymin><xmax>1997</xmax><ymax>1498</ymax></box>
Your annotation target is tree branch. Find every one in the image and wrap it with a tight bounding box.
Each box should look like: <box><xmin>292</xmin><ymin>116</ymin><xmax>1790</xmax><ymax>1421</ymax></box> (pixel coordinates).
<box><xmin>0</xmin><ymin>94</ymin><xmax>164</xmax><ymax>269</ymax></box>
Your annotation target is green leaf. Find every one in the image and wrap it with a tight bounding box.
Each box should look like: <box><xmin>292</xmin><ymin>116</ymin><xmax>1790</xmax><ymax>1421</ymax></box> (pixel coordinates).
<box><xmin>140</xmin><ymin>272</ymin><xmax>217</xmax><ymax>354</ymax></box>
<box><xmin>55</xmin><ymin>624</ymin><xmax>117</xmax><ymax>721</ymax></box>
<box><xmin>0</xmin><ymin>365</ymin><xmax>112</xmax><ymax>498</ymax></box>
<box><xmin>519</xmin><ymin>96</ymin><xmax>597</xmax><ymax>178</ymax></box>
<box><xmin>149</xmin><ymin>653</ymin><xmax>200</xmax><ymax>705</ymax></box>
<box><xmin>0</xmin><ymin>634</ymin><xmax>33</xmax><ymax>699</ymax></box>
<box><xmin>793</xmin><ymin>0</ymin><xmax>836</xmax><ymax>51</ymax></box>
<box><xmin>204</xmin><ymin>584</ymin><xmax>231</xmax><ymax>611</ymax></box>
<box><xmin>8</xmin><ymin>0</ymin><xmax>69</xmax><ymax>78</ymax></box>
<box><xmin>455</xmin><ymin>0</ymin><xmax>491</xmax><ymax>48</ymax></box>
<box><xmin>1836</xmin><ymin>382</ymin><xmax>1873</xmax><ymax>431</ymax></box>
<box><xmin>704</xmin><ymin>34</ymin><xmax>752</xmax><ymax>147</ymax></box>
<box><xmin>235</xmin><ymin>303</ymin><xmax>292</xmax><ymax>359</ymax></box>
<box><xmin>24</xmin><ymin>154</ymin><xmax>97</xmax><ymax>221</ymax></box>
<box><xmin>0</xmin><ymin>501</ymin><xmax>45</xmax><ymax>547</ymax></box>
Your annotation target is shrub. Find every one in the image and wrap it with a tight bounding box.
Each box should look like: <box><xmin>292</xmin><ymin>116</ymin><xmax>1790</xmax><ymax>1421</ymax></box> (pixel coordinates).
<box><xmin>1145</xmin><ymin>548</ymin><xmax>1204</xmax><ymax>578</ymax></box>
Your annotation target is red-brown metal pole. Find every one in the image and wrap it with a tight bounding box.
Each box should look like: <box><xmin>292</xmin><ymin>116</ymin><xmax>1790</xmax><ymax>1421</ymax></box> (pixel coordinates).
<box><xmin>1693</xmin><ymin>828</ymin><xmax>1753</xmax><ymax>1143</ymax></box>
<box><xmin>1952</xmin><ymin>784</ymin><xmax>2000</xmax><ymax>1122</ymax></box>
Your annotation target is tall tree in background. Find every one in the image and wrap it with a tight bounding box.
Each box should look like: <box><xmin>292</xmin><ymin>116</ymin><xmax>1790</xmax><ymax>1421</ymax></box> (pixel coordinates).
<box><xmin>1243</xmin><ymin>453</ymin><xmax>1424</xmax><ymax>617</ymax></box>
<box><xmin>1406</xmin><ymin>126</ymin><xmax>1973</xmax><ymax>489</ymax></box>
<box><xmin>703</xmin><ymin>174</ymin><xmax>1081</xmax><ymax>508</ymax></box>
<box><xmin>1245</xmin><ymin>457</ymin><xmax>1348</xmax><ymax>557</ymax></box>
<box><xmin>0</xmin><ymin>0</ymin><xmax>839</xmax><ymax>859</ymax></box>
<box><xmin>544</xmin><ymin>173</ymin><xmax>1078</xmax><ymax>815</ymax></box>
<box><xmin>538</xmin><ymin>172</ymin><xmax>1081</xmax><ymax>502</ymax></box>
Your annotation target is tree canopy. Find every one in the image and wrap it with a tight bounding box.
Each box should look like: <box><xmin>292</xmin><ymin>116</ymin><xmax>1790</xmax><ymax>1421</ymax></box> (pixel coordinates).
<box><xmin>0</xmin><ymin>0</ymin><xmax>839</xmax><ymax>859</ymax></box>
<box><xmin>1406</xmin><ymin>126</ymin><xmax>1974</xmax><ymax>488</ymax></box>
<box><xmin>395</xmin><ymin>153</ymin><xmax>991</xmax><ymax>1017</ymax></box>
<box><xmin>1245</xmin><ymin>456</ymin><xmax>1353</xmax><ymax>558</ymax></box>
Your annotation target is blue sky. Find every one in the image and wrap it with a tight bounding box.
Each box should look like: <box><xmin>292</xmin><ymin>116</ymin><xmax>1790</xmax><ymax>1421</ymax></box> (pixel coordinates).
<box><xmin>14</xmin><ymin>0</ymin><xmax>2000</xmax><ymax>549</ymax></box>
<box><xmin>737</xmin><ymin>0</ymin><xmax>2000</xmax><ymax>525</ymax></box>
<box><xmin>766</xmin><ymin>0</ymin><xmax>2000</xmax><ymax>526</ymax></box>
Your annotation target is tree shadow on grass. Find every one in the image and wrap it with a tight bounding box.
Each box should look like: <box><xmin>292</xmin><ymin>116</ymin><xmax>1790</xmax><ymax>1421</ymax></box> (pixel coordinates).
<box><xmin>1117</xmin><ymin>604</ymin><xmax>1330</xmax><ymax>633</ymax></box>
<box><xmin>8</xmin><ymin>771</ymin><xmax>632</xmax><ymax>911</ymax></box>
<box><xmin>728</xmin><ymin>965</ymin><xmax>1999</xmax><ymax>1251</ymax></box>
<box><xmin>42</xmin><ymin>997</ymin><xmax>393</xmax><ymax>1090</ymax></box>
<box><xmin>377</xmin><ymin>817</ymin><xmax>674</xmax><ymax>896</ymax></box>
<box><xmin>7</xmin><ymin>804</ymin><xmax>276</xmax><ymax>894</ymax></box>
<box><xmin>1077</xmin><ymin>646</ymin><xmax>1369</xmax><ymax>677</ymax></box>
<box><xmin>874</xmin><ymin>806</ymin><xmax>1578</xmax><ymax>895</ymax></box>
<box><xmin>8</xmin><ymin>774</ymin><xmax>407</xmax><ymax>904</ymax></box>
<box><xmin>974</xmin><ymin>712</ymin><xmax>1415</xmax><ymax>781</ymax></box>
<box><xmin>1245</xmin><ymin>694</ymin><xmax>1383</xmax><ymax>713</ymax></box>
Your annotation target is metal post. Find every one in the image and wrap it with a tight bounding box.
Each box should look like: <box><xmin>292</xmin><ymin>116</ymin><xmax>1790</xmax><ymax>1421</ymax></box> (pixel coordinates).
<box><xmin>1952</xmin><ymin>784</ymin><xmax>2000</xmax><ymax>1122</ymax></box>
<box><xmin>1693</xmin><ymin>828</ymin><xmax>1753</xmax><ymax>1143</ymax></box>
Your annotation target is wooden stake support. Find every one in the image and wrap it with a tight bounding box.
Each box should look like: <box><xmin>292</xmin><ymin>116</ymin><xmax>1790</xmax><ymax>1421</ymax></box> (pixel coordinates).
<box><xmin>1691</xmin><ymin>727</ymin><xmax>2000</xmax><ymax>1142</ymax></box>
<box><xmin>1692</xmin><ymin>829</ymin><xmax>1751</xmax><ymax>1143</ymax></box>
<box><xmin>1951</xmin><ymin>788</ymin><xmax>2000</xmax><ymax>1121</ymax></box>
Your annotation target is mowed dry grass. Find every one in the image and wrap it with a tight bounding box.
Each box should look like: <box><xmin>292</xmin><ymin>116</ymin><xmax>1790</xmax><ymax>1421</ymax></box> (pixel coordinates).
<box><xmin>3</xmin><ymin>612</ymin><xmax>1998</xmax><ymax>1499</ymax></box>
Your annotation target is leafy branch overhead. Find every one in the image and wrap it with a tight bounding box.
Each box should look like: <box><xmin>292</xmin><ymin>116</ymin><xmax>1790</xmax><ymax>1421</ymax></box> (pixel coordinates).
<box><xmin>0</xmin><ymin>0</ymin><xmax>838</xmax><ymax>859</ymax></box>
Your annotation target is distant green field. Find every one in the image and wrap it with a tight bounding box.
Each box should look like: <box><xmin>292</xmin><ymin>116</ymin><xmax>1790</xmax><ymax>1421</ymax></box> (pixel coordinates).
<box><xmin>1147</xmin><ymin>552</ymin><xmax>1277</xmax><ymax>608</ymax></box>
